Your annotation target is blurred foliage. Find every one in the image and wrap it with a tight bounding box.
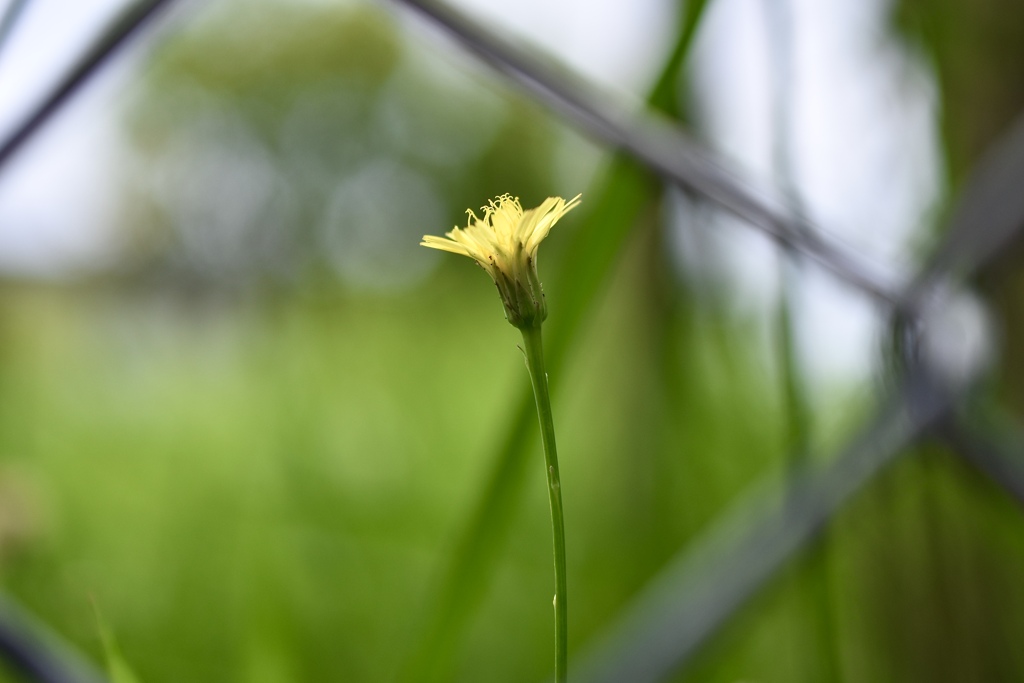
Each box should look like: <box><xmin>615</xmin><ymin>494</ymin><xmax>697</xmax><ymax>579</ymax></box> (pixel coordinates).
<box><xmin>120</xmin><ymin>0</ymin><xmax>566</xmax><ymax>289</ymax></box>
<box><xmin>94</xmin><ymin>601</ymin><xmax>143</xmax><ymax>683</ymax></box>
<box><xmin>896</xmin><ymin>0</ymin><xmax>1024</xmax><ymax>418</ymax></box>
<box><xmin>862</xmin><ymin>2</ymin><xmax>1024</xmax><ymax>683</ymax></box>
<box><xmin>0</xmin><ymin>254</ymin><xmax>791</xmax><ymax>683</ymax></box>
<box><xmin>0</xmin><ymin>0</ymin><xmax>1021</xmax><ymax>682</ymax></box>
<box><xmin>894</xmin><ymin>0</ymin><xmax>1024</xmax><ymax>186</ymax></box>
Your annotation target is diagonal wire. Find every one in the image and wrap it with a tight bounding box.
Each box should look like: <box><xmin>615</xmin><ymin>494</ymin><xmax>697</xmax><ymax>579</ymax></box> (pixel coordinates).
<box><xmin>879</xmin><ymin>107</ymin><xmax>1024</xmax><ymax>511</ymax></box>
<box><xmin>570</xmin><ymin>370</ymin><xmax>953</xmax><ymax>683</ymax></box>
<box><xmin>898</xmin><ymin>110</ymin><xmax>1024</xmax><ymax>310</ymax></box>
<box><xmin>567</xmin><ymin>102</ymin><xmax>1024</xmax><ymax>680</ymax></box>
<box><xmin>566</xmin><ymin>102</ymin><xmax>1024</xmax><ymax>680</ymax></box>
<box><xmin>0</xmin><ymin>0</ymin><xmax>32</xmax><ymax>64</ymax></box>
<box><xmin>885</xmin><ymin>108</ymin><xmax>1024</xmax><ymax>506</ymax></box>
<box><xmin>390</xmin><ymin>0</ymin><xmax>903</xmax><ymax>305</ymax></box>
<box><xmin>0</xmin><ymin>2</ymin><xmax>183</xmax><ymax>680</ymax></box>
<box><xmin>394</xmin><ymin>2</ymin><xmax>1024</xmax><ymax>680</ymax></box>
<box><xmin>0</xmin><ymin>1</ymin><xmax>1017</xmax><ymax>682</ymax></box>
<box><xmin>567</xmin><ymin>105</ymin><xmax>1024</xmax><ymax>680</ymax></box>
<box><xmin>0</xmin><ymin>594</ymin><xmax>107</xmax><ymax>683</ymax></box>
<box><xmin>937</xmin><ymin>414</ymin><xmax>1024</xmax><ymax>508</ymax></box>
<box><xmin>0</xmin><ymin>0</ymin><xmax>181</xmax><ymax>173</ymax></box>
<box><xmin>395</xmin><ymin>4</ymin><xmax>710</xmax><ymax>678</ymax></box>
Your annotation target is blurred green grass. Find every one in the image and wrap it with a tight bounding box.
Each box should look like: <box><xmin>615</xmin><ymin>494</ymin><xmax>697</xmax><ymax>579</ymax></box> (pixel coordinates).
<box><xmin>0</xmin><ymin>237</ymin><xmax>790</xmax><ymax>683</ymax></box>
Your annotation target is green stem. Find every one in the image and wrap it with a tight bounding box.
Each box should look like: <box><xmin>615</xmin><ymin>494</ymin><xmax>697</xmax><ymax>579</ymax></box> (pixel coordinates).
<box><xmin>520</xmin><ymin>324</ymin><xmax>568</xmax><ymax>683</ymax></box>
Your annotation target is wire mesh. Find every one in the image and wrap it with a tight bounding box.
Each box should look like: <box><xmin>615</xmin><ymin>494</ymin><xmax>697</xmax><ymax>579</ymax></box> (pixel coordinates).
<box><xmin>388</xmin><ymin>1</ymin><xmax>1024</xmax><ymax>681</ymax></box>
<box><xmin>0</xmin><ymin>0</ymin><xmax>1020</xmax><ymax>682</ymax></box>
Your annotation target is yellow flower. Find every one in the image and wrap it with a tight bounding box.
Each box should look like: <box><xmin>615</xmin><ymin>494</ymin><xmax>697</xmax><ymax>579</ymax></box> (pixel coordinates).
<box><xmin>422</xmin><ymin>193</ymin><xmax>581</xmax><ymax>328</ymax></box>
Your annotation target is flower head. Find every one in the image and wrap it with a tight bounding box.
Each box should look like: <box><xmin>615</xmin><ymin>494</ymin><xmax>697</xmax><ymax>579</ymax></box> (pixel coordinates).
<box><xmin>422</xmin><ymin>193</ymin><xmax>581</xmax><ymax>328</ymax></box>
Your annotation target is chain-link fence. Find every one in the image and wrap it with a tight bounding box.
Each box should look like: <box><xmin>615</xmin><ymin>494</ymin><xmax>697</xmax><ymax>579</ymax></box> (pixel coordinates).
<box><xmin>396</xmin><ymin>2</ymin><xmax>1024</xmax><ymax>681</ymax></box>
<box><xmin>0</xmin><ymin>0</ymin><xmax>1022</xmax><ymax>682</ymax></box>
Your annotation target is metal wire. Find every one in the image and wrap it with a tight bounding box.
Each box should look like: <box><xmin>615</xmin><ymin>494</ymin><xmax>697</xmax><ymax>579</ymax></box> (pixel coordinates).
<box><xmin>938</xmin><ymin>416</ymin><xmax>1024</xmax><ymax>509</ymax></box>
<box><xmin>391</xmin><ymin>0</ymin><xmax>905</xmax><ymax>306</ymax></box>
<box><xmin>0</xmin><ymin>595</ymin><xmax>106</xmax><ymax>683</ymax></box>
<box><xmin>572</xmin><ymin>369</ymin><xmax>953</xmax><ymax>683</ymax></box>
<box><xmin>0</xmin><ymin>0</ymin><xmax>1020</xmax><ymax>682</ymax></box>
<box><xmin>385</xmin><ymin>2</ymin><xmax>1024</xmax><ymax>681</ymax></box>
<box><xmin>0</xmin><ymin>0</ymin><xmax>180</xmax><ymax>173</ymax></box>
<box><xmin>0</xmin><ymin>1</ymin><xmax>186</xmax><ymax>681</ymax></box>
<box><xmin>897</xmin><ymin>112</ymin><xmax>1024</xmax><ymax>315</ymax></box>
